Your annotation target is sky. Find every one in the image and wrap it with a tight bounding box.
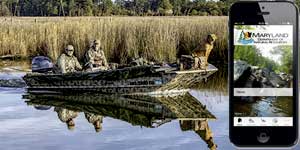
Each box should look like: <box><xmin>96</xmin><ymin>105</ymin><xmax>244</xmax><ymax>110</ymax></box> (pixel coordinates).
<box><xmin>255</xmin><ymin>45</ymin><xmax>282</xmax><ymax>64</ymax></box>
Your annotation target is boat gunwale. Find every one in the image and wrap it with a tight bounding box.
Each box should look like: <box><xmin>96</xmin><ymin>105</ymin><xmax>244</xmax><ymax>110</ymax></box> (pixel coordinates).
<box><xmin>24</xmin><ymin>66</ymin><xmax>219</xmax><ymax>77</ymax></box>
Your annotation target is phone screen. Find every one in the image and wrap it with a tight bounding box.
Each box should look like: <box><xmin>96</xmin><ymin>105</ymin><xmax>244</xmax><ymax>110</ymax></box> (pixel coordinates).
<box><xmin>233</xmin><ymin>24</ymin><xmax>293</xmax><ymax>127</ymax></box>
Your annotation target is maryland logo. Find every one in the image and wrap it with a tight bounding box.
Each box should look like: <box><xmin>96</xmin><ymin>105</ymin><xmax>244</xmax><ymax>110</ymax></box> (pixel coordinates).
<box><xmin>238</xmin><ymin>30</ymin><xmax>254</xmax><ymax>44</ymax></box>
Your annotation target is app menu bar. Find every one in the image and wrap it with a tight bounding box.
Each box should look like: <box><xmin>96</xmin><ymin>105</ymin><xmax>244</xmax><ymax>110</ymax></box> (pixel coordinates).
<box><xmin>234</xmin><ymin>117</ymin><xmax>293</xmax><ymax>126</ymax></box>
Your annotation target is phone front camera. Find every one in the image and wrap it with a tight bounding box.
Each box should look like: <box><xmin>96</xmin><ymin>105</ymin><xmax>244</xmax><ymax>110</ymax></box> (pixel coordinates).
<box><xmin>262</xmin><ymin>6</ymin><xmax>265</xmax><ymax>9</ymax></box>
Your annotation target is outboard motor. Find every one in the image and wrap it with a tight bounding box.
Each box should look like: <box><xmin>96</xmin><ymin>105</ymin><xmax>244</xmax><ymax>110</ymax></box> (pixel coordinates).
<box><xmin>32</xmin><ymin>56</ymin><xmax>54</xmax><ymax>73</ymax></box>
<box><xmin>34</xmin><ymin>105</ymin><xmax>52</xmax><ymax>110</ymax></box>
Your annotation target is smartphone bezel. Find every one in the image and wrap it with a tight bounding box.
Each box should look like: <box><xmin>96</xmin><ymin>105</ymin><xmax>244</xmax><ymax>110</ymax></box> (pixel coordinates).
<box><xmin>228</xmin><ymin>1</ymin><xmax>299</xmax><ymax>147</ymax></box>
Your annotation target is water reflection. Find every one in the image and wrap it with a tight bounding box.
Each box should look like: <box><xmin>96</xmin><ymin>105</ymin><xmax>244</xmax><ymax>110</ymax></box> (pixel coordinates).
<box><xmin>234</xmin><ymin>96</ymin><xmax>293</xmax><ymax>117</ymax></box>
<box><xmin>180</xmin><ymin>120</ymin><xmax>217</xmax><ymax>150</ymax></box>
<box><xmin>24</xmin><ymin>92</ymin><xmax>217</xmax><ymax>149</ymax></box>
<box><xmin>54</xmin><ymin>107</ymin><xmax>78</xmax><ymax>131</ymax></box>
<box><xmin>54</xmin><ymin>107</ymin><xmax>103</xmax><ymax>132</ymax></box>
<box><xmin>84</xmin><ymin>112</ymin><xmax>103</xmax><ymax>132</ymax></box>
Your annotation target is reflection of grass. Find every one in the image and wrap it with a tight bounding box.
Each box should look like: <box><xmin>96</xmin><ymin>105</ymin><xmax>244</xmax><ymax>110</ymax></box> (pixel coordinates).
<box><xmin>193</xmin><ymin>64</ymin><xmax>228</xmax><ymax>94</ymax></box>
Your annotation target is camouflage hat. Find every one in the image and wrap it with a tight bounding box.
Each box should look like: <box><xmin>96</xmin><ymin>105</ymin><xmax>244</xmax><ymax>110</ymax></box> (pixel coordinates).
<box><xmin>94</xmin><ymin>40</ymin><xmax>101</xmax><ymax>45</ymax></box>
<box><xmin>66</xmin><ymin>45</ymin><xmax>74</xmax><ymax>51</ymax></box>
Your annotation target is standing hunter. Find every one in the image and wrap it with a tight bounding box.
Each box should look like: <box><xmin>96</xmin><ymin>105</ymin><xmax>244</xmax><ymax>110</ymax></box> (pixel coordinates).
<box><xmin>56</xmin><ymin>45</ymin><xmax>82</xmax><ymax>74</ymax></box>
<box><xmin>84</xmin><ymin>40</ymin><xmax>109</xmax><ymax>71</ymax></box>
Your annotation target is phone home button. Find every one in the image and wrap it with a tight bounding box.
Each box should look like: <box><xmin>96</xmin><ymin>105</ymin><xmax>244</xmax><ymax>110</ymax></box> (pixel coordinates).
<box><xmin>257</xmin><ymin>132</ymin><xmax>270</xmax><ymax>143</ymax></box>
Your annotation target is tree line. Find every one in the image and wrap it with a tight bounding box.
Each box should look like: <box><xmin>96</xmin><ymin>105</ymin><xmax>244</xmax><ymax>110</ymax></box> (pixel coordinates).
<box><xmin>234</xmin><ymin>45</ymin><xmax>292</xmax><ymax>74</ymax></box>
<box><xmin>0</xmin><ymin>0</ymin><xmax>238</xmax><ymax>16</ymax></box>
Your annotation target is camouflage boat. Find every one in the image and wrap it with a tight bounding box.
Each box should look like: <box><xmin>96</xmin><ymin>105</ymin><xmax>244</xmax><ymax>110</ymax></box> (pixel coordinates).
<box><xmin>23</xmin><ymin>92</ymin><xmax>216</xmax><ymax>126</ymax></box>
<box><xmin>24</xmin><ymin>92</ymin><xmax>217</xmax><ymax>148</ymax></box>
<box><xmin>23</xmin><ymin>56</ymin><xmax>218</xmax><ymax>94</ymax></box>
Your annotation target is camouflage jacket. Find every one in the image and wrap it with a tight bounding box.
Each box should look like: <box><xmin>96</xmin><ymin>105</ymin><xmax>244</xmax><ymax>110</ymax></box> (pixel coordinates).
<box><xmin>54</xmin><ymin>107</ymin><xmax>78</xmax><ymax>123</ymax></box>
<box><xmin>85</xmin><ymin>48</ymin><xmax>108</xmax><ymax>69</ymax></box>
<box><xmin>56</xmin><ymin>53</ymin><xmax>82</xmax><ymax>74</ymax></box>
<box><xmin>85</xmin><ymin>112</ymin><xmax>103</xmax><ymax>124</ymax></box>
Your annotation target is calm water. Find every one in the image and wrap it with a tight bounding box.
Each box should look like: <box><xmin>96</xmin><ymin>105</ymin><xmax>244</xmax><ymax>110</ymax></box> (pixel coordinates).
<box><xmin>0</xmin><ymin>87</ymin><xmax>232</xmax><ymax>150</ymax></box>
<box><xmin>0</xmin><ymin>68</ymin><xmax>299</xmax><ymax>150</ymax></box>
<box><xmin>234</xmin><ymin>96</ymin><xmax>293</xmax><ymax>117</ymax></box>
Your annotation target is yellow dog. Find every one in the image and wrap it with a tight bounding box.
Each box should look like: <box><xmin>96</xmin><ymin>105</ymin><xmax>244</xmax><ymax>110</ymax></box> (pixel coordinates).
<box><xmin>192</xmin><ymin>34</ymin><xmax>217</xmax><ymax>69</ymax></box>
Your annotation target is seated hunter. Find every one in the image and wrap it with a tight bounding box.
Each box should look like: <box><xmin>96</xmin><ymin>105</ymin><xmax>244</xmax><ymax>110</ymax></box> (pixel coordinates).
<box><xmin>54</xmin><ymin>107</ymin><xmax>78</xmax><ymax>131</ymax></box>
<box><xmin>192</xmin><ymin>34</ymin><xmax>217</xmax><ymax>69</ymax></box>
<box><xmin>56</xmin><ymin>45</ymin><xmax>82</xmax><ymax>74</ymax></box>
<box><xmin>84</xmin><ymin>40</ymin><xmax>109</xmax><ymax>71</ymax></box>
<box><xmin>85</xmin><ymin>112</ymin><xmax>103</xmax><ymax>133</ymax></box>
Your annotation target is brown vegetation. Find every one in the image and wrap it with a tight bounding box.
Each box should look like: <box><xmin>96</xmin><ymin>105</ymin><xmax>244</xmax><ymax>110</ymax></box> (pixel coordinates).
<box><xmin>0</xmin><ymin>16</ymin><xmax>227</xmax><ymax>64</ymax></box>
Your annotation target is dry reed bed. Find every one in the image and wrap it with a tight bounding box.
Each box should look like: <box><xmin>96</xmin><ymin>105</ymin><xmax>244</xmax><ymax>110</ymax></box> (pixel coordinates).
<box><xmin>0</xmin><ymin>16</ymin><xmax>228</xmax><ymax>64</ymax></box>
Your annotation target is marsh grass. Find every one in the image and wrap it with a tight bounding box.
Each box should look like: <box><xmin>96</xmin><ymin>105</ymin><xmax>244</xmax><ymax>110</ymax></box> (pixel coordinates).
<box><xmin>0</xmin><ymin>16</ymin><xmax>228</xmax><ymax>64</ymax></box>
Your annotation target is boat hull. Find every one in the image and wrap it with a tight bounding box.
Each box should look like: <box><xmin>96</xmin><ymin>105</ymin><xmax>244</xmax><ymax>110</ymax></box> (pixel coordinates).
<box><xmin>23</xmin><ymin>65</ymin><xmax>218</xmax><ymax>94</ymax></box>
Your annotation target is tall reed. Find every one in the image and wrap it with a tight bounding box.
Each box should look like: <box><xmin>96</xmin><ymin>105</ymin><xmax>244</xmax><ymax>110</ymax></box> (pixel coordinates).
<box><xmin>0</xmin><ymin>16</ymin><xmax>228</xmax><ymax>64</ymax></box>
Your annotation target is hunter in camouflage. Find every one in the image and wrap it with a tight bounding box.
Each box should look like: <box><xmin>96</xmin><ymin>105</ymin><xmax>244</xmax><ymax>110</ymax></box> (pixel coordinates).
<box><xmin>54</xmin><ymin>107</ymin><xmax>78</xmax><ymax>130</ymax></box>
<box><xmin>56</xmin><ymin>45</ymin><xmax>82</xmax><ymax>73</ymax></box>
<box><xmin>85</xmin><ymin>40</ymin><xmax>109</xmax><ymax>71</ymax></box>
<box><xmin>192</xmin><ymin>34</ymin><xmax>217</xmax><ymax>69</ymax></box>
<box><xmin>85</xmin><ymin>112</ymin><xmax>103</xmax><ymax>132</ymax></box>
<box><xmin>180</xmin><ymin>120</ymin><xmax>217</xmax><ymax>150</ymax></box>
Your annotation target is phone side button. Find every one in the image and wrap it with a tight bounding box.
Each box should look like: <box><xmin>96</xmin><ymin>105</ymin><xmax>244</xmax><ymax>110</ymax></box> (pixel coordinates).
<box><xmin>257</xmin><ymin>132</ymin><xmax>270</xmax><ymax>143</ymax></box>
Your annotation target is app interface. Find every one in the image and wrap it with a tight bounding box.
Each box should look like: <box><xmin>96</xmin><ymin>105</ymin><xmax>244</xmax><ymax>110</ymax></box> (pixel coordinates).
<box><xmin>233</xmin><ymin>25</ymin><xmax>293</xmax><ymax>126</ymax></box>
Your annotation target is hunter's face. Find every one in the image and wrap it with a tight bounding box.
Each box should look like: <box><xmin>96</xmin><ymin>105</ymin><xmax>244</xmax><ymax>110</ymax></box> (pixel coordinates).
<box><xmin>94</xmin><ymin>43</ymin><xmax>100</xmax><ymax>51</ymax></box>
<box><xmin>66</xmin><ymin>49</ymin><xmax>74</xmax><ymax>56</ymax></box>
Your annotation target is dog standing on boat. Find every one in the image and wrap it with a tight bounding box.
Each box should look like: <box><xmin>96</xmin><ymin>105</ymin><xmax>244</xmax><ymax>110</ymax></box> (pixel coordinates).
<box><xmin>192</xmin><ymin>34</ymin><xmax>217</xmax><ymax>69</ymax></box>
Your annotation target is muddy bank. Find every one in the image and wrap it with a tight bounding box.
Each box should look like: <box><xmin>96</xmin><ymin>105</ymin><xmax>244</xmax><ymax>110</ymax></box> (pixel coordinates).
<box><xmin>0</xmin><ymin>66</ymin><xmax>29</xmax><ymax>88</ymax></box>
